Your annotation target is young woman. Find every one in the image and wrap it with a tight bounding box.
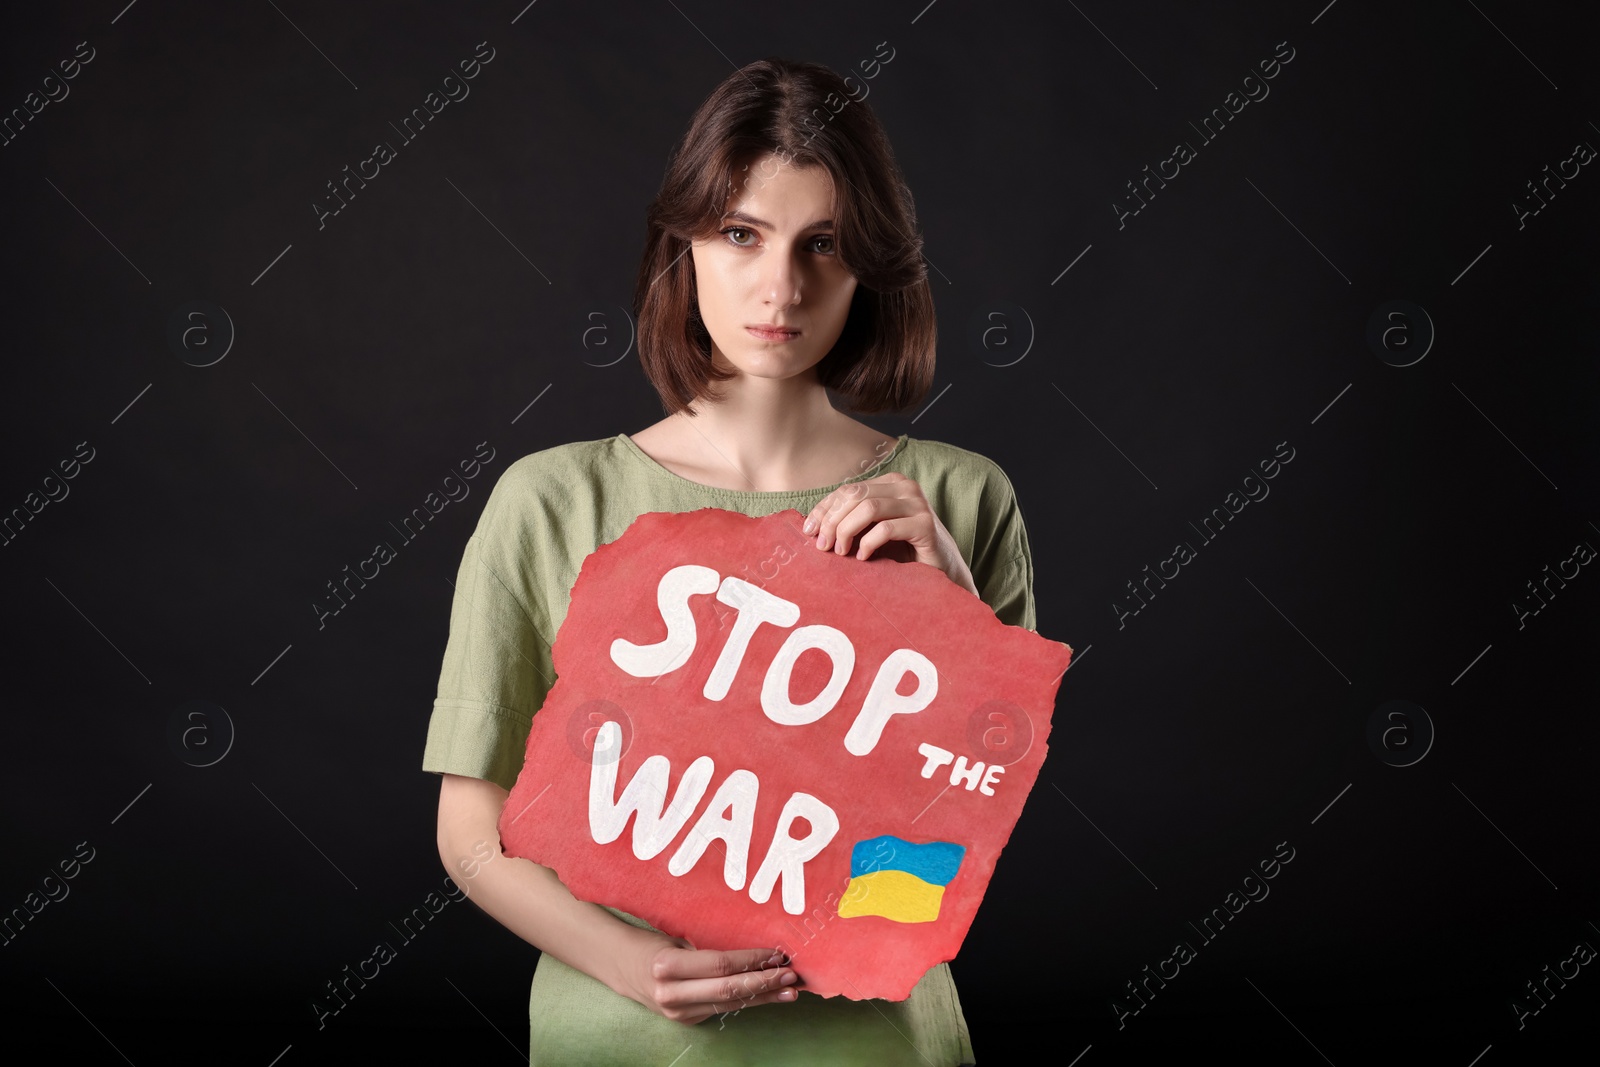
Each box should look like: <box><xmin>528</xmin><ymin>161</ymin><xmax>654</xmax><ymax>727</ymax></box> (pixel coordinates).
<box><xmin>425</xmin><ymin>57</ymin><xmax>1036</xmax><ymax>1066</ymax></box>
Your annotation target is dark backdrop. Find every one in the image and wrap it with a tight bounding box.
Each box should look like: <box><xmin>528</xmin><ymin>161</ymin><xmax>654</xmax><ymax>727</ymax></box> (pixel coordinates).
<box><xmin>2</xmin><ymin>2</ymin><xmax>1595</xmax><ymax>1064</ymax></box>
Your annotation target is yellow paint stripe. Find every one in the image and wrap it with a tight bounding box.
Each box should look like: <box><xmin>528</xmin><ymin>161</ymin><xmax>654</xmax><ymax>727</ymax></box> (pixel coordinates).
<box><xmin>837</xmin><ymin>869</ymin><xmax>946</xmax><ymax>923</ymax></box>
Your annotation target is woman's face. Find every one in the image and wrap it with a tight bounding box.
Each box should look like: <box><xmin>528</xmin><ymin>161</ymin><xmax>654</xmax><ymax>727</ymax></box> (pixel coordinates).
<box><xmin>689</xmin><ymin>153</ymin><xmax>858</xmax><ymax>385</ymax></box>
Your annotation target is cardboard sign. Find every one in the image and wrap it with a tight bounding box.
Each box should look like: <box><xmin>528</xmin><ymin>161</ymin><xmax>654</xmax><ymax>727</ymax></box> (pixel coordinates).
<box><xmin>498</xmin><ymin>507</ymin><xmax>1072</xmax><ymax>1000</ymax></box>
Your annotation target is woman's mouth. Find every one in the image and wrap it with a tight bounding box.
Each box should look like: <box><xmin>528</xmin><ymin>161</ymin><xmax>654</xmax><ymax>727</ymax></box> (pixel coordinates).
<box><xmin>746</xmin><ymin>325</ymin><xmax>801</xmax><ymax>342</ymax></box>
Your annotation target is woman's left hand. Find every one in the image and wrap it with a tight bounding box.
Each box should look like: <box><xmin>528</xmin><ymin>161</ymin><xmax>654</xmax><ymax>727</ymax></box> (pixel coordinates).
<box><xmin>802</xmin><ymin>473</ymin><xmax>979</xmax><ymax>597</ymax></box>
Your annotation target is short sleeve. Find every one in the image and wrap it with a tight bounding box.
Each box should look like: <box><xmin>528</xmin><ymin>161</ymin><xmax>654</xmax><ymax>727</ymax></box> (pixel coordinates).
<box><xmin>982</xmin><ymin>551</ymin><xmax>1036</xmax><ymax>632</ymax></box>
<box><xmin>972</xmin><ymin>467</ymin><xmax>1037</xmax><ymax>633</ymax></box>
<box><xmin>421</xmin><ymin>533</ymin><xmax>556</xmax><ymax>792</ymax></box>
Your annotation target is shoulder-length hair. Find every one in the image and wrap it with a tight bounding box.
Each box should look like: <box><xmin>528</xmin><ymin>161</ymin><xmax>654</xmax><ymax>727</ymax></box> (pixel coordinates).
<box><xmin>633</xmin><ymin>56</ymin><xmax>937</xmax><ymax>416</ymax></box>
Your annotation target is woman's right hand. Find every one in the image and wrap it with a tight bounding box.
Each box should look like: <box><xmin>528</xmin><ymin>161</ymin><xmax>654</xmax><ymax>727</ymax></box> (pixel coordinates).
<box><xmin>613</xmin><ymin>931</ymin><xmax>801</xmax><ymax>1025</ymax></box>
<box><xmin>436</xmin><ymin>775</ymin><xmax>800</xmax><ymax>1026</ymax></box>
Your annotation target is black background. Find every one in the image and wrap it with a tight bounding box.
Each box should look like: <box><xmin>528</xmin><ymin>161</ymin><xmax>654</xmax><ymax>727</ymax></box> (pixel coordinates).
<box><xmin>2</xmin><ymin>2</ymin><xmax>1596</xmax><ymax>1064</ymax></box>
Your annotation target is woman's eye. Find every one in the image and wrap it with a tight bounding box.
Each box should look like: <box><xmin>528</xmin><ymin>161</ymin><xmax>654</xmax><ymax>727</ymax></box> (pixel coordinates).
<box><xmin>719</xmin><ymin>228</ymin><xmax>836</xmax><ymax>254</ymax></box>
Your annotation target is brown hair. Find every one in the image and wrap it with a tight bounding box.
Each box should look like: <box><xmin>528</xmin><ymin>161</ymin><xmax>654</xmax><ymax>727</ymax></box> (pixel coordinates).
<box><xmin>633</xmin><ymin>57</ymin><xmax>937</xmax><ymax>416</ymax></box>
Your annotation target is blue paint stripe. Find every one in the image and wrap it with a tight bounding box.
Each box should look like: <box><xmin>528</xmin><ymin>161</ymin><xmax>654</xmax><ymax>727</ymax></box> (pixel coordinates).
<box><xmin>849</xmin><ymin>835</ymin><xmax>965</xmax><ymax>886</ymax></box>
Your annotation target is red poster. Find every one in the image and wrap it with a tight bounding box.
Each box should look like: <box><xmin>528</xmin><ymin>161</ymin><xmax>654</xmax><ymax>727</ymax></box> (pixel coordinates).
<box><xmin>498</xmin><ymin>507</ymin><xmax>1073</xmax><ymax>1000</ymax></box>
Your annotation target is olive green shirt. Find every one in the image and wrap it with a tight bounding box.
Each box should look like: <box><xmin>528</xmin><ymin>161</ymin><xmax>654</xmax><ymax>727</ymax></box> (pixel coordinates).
<box><xmin>422</xmin><ymin>432</ymin><xmax>1037</xmax><ymax>1066</ymax></box>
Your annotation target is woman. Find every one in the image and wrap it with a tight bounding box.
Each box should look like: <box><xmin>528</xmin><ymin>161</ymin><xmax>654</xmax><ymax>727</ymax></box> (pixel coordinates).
<box><xmin>425</xmin><ymin>56</ymin><xmax>1035</xmax><ymax>1065</ymax></box>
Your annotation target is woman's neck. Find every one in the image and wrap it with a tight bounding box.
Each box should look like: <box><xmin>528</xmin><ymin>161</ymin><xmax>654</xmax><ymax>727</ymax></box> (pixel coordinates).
<box><xmin>646</xmin><ymin>377</ymin><xmax>891</xmax><ymax>493</ymax></box>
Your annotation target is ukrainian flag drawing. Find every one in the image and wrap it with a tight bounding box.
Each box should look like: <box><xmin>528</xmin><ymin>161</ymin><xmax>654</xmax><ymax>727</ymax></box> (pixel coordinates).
<box><xmin>837</xmin><ymin>835</ymin><xmax>965</xmax><ymax>924</ymax></box>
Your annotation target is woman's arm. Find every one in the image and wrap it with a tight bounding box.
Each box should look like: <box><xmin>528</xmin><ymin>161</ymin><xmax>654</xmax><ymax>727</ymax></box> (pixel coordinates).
<box><xmin>435</xmin><ymin>772</ymin><xmax>801</xmax><ymax>1024</ymax></box>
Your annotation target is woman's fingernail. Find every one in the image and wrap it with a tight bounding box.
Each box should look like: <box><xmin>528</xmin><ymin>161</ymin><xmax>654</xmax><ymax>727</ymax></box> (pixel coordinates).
<box><xmin>780</xmin><ymin>971</ymin><xmax>797</xmax><ymax>985</ymax></box>
<box><xmin>802</xmin><ymin>517</ymin><xmax>815</xmax><ymax>534</ymax></box>
<box><xmin>779</xmin><ymin>989</ymin><xmax>796</xmax><ymax>1001</ymax></box>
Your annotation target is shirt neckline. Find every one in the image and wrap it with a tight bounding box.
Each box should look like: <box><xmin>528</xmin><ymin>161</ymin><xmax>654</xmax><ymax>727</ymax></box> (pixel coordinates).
<box><xmin>614</xmin><ymin>432</ymin><xmax>910</xmax><ymax>499</ymax></box>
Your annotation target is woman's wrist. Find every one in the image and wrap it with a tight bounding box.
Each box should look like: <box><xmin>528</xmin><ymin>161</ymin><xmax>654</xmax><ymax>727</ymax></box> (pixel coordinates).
<box><xmin>599</xmin><ymin>922</ymin><xmax>674</xmax><ymax>1005</ymax></box>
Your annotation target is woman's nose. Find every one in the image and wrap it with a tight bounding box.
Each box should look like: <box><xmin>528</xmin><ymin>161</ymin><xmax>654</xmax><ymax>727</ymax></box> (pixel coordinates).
<box><xmin>764</xmin><ymin>252</ymin><xmax>803</xmax><ymax>308</ymax></box>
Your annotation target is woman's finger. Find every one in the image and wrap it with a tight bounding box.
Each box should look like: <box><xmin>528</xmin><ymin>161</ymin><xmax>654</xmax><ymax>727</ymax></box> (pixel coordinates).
<box><xmin>852</xmin><ymin>516</ymin><xmax>920</xmax><ymax>561</ymax></box>
<box><xmin>824</xmin><ymin>495</ymin><xmax>894</xmax><ymax>556</ymax></box>
<box><xmin>655</xmin><ymin>962</ymin><xmax>801</xmax><ymax>1022</ymax></box>
<box><xmin>806</xmin><ymin>483</ymin><xmax>874</xmax><ymax>548</ymax></box>
<box><xmin>805</xmin><ymin>475</ymin><xmax>907</xmax><ymax>545</ymax></box>
<box><xmin>684</xmin><ymin>967</ymin><xmax>801</xmax><ymax>1019</ymax></box>
<box><xmin>696</xmin><ymin>979</ymin><xmax>801</xmax><ymax>1019</ymax></box>
<box><xmin>652</xmin><ymin>945</ymin><xmax>788</xmax><ymax>982</ymax></box>
<box><xmin>676</xmin><ymin>982</ymin><xmax>801</xmax><ymax>1027</ymax></box>
<box><xmin>815</xmin><ymin>489</ymin><xmax>914</xmax><ymax>555</ymax></box>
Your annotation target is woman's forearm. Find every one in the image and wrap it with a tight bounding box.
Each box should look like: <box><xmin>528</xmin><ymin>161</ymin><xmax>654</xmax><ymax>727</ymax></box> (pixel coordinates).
<box><xmin>435</xmin><ymin>772</ymin><xmax>658</xmax><ymax>999</ymax></box>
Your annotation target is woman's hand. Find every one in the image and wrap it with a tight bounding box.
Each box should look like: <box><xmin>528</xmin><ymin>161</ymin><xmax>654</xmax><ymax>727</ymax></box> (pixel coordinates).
<box><xmin>801</xmin><ymin>473</ymin><xmax>979</xmax><ymax>596</ymax></box>
<box><xmin>612</xmin><ymin>930</ymin><xmax>801</xmax><ymax>1025</ymax></box>
<box><xmin>438</xmin><ymin>775</ymin><xmax>798</xmax><ymax>1028</ymax></box>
